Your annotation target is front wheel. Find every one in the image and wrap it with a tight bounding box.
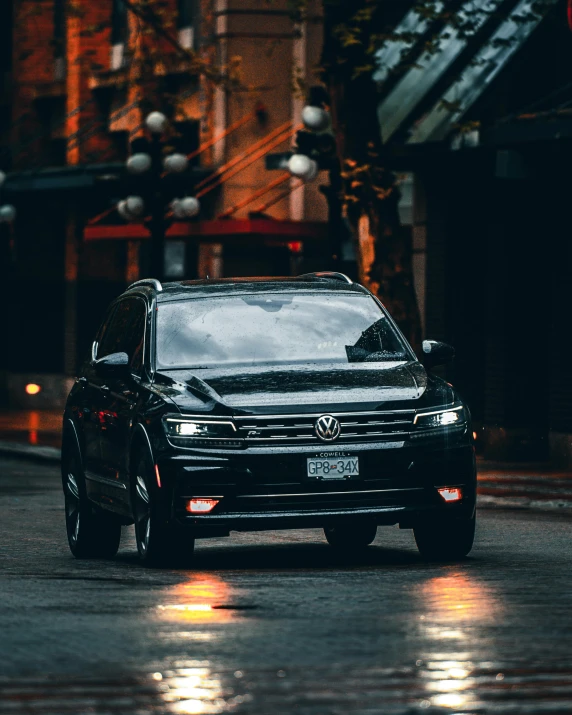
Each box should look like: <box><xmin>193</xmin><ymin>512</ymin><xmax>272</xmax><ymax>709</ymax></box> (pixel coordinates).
<box><xmin>132</xmin><ymin>457</ymin><xmax>195</xmax><ymax>567</ymax></box>
<box><xmin>414</xmin><ymin>513</ymin><xmax>475</xmax><ymax>561</ymax></box>
<box><xmin>62</xmin><ymin>445</ymin><xmax>121</xmax><ymax>559</ymax></box>
<box><xmin>324</xmin><ymin>521</ymin><xmax>377</xmax><ymax>550</ymax></box>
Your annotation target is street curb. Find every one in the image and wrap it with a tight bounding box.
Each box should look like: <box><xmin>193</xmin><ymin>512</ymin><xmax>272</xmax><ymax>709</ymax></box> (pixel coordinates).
<box><xmin>477</xmin><ymin>494</ymin><xmax>572</xmax><ymax>512</ymax></box>
<box><xmin>0</xmin><ymin>441</ymin><xmax>60</xmax><ymax>464</ymax></box>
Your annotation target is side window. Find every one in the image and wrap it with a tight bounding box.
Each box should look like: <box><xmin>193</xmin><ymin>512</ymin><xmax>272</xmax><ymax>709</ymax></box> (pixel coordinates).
<box><xmin>128</xmin><ymin>305</ymin><xmax>146</xmax><ymax>373</ymax></box>
<box><xmin>93</xmin><ymin>305</ymin><xmax>117</xmax><ymax>362</ymax></box>
<box><xmin>97</xmin><ymin>299</ymin><xmax>146</xmax><ymax>374</ymax></box>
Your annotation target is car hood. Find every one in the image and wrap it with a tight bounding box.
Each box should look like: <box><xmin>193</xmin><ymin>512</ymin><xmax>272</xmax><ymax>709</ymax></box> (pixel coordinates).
<box><xmin>155</xmin><ymin>361</ymin><xmax>431</xmax><ymax>414</ymax></box>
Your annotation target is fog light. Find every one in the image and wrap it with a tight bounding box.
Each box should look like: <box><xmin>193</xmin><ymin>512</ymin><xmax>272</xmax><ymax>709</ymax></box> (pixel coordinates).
<box><xmin>186</xmin><ymin>498</ymin><xmax>220</xmax><ymax>514</ymax></box>
<box><xmin>25</xmin><ymin>383</ymin><xmax>41</xmax><ymax>395</ymax></box>
<box><xmin>438</xmin><ymin>487</ymin><xmax>462</xmax><ymax>502</ymax></box>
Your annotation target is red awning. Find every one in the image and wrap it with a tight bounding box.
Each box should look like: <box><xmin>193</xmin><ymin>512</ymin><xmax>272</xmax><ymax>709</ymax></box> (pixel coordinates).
<box><xmin>84</xmin><ymin>218</ymin><xmax>328</xmax><ymax>242</ymax></box>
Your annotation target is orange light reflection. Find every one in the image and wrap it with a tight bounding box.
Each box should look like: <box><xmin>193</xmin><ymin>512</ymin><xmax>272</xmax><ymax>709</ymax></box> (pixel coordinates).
<box><xmin>420</xmin><ymin>573</ymin><xmax>502</xmax><ymax>623</ymax></box>
<box><xmin>158</xmin><ymin>575</ymin><xmax>235</xmax><ymax>624</ymax></box>
<box><xmin>416</xmin><ymin>574</ymin><xmax>501</xmax><ymax>712</ymax></box>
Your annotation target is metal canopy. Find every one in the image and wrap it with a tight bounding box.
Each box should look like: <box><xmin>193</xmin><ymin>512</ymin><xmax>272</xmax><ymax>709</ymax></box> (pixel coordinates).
<box><xmin>2</xmin><ymin>163</ymin><xmax>123</xmax><ymax>193</ymax></box>
<box><xmin>408</xmin><ymin>0</ymin><xmax>558</xmax><ymax>144</ymax></box>
<box><xmin>84</xmin><ymin>219</ymin><xmax>329</xmax><ymax>242</ymax></box>
<box><xmin>377</xmin><ymin>0</ymin><xmax>502</xmax><ymax>144</ymax></box>
<box><xmin>373</xmin><ymin>2</ymin><xmax>444</xmax><ymax>84</ymax></box>
<box><xmin>376</xmin><ymin>0</ymin><xmax>557</xmax><ymax>146</ymax></box>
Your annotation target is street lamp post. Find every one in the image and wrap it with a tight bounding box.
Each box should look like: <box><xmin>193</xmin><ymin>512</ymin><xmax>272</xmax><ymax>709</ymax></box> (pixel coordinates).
<box><xmin>286</xmin><ymin>103</ymin><xmax>345</xmax><ymax>268</ymax></box>
<box><xmin>117</xmin><ymin>111</ymin><xmax>200</xmax><ymax>281</ymax></box>
<box><xmin>147</xmin><ymin>124</ymin><xmax>168</xmax><ymax>281</ymax></box>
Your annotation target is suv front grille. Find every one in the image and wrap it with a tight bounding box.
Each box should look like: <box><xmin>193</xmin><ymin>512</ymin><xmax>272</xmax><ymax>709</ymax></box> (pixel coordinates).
<box><xmin>234</xmin><ymin>411</ymin><xmax>414</xmax><ymax>446</ymax></box>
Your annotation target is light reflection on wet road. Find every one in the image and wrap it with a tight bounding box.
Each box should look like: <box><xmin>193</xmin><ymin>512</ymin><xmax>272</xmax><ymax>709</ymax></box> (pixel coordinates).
<box><xmin>1</xmin><ymin>457</ymin><xmax>571</xmax><ymax>714</ymax></box>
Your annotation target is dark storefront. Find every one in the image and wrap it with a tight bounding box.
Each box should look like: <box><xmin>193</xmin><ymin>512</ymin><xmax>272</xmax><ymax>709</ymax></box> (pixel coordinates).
<box><xmin>378</xmin><ymin>0</ymin><xmax>572</xmax><ymax>462</ymax></box>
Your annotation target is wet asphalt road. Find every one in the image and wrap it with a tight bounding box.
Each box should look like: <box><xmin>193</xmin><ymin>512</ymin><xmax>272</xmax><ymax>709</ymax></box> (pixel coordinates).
<box><xmin>1</xmin><ymin>458</ymin><xmax>572</xmax><ymax>714</ymax></box>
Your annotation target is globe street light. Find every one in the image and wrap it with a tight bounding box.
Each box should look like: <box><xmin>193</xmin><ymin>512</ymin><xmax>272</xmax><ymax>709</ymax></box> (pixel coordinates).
<box><xmin>117</xmin><ymin>196</ymin><xmax>145</xmax><ymax>221</ymax></box>
<box><xmin>126</xmin><ymin>153</ymin><xmax>152</xmax><ymax>175</ymax></box>
<box><xmin>301</xmin><ymin>105</ymin><xmax>331</xmax><ymax>132</ymax></box>
<box><xmin>287</xmin><ymin>154</ymin><xmax>319</xmax><ymax>181</ymax></box>
<box><xmin>145</xmin><ymin>111</ymin><xmax>168</xmax><ymax>135</ymax></box>
<box><xmin>125</xmin><ymin>195</ymin><xmax>145</xmax><ymax>217</ymax></box>
<box><xmin>163</xmin><ymin>153</ymin><xmax>189</xmax><ymax>174</ymax></box>
<box><xmin>0</xmin><ymin>204</ymin><xmax>16</xmax><ymax>223</ymax></box>
<box><xmin>114</xmin><ymin>111</ymin><xmax>202</xmax><ymax>279</ymax></box>
<box><xmin>171</xmin><ymin>196</ymin><xmax>200</xmax><ymax>219</ymax></box>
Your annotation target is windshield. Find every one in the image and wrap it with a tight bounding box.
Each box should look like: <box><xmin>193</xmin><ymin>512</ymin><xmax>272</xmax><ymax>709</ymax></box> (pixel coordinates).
<box><xmin>156</xmin><ymin>293</ymin><xmax>411</xmax><ymax>369</ymax></box>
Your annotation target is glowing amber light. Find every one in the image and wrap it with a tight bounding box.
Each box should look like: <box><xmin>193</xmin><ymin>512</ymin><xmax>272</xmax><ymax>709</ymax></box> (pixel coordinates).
<box><xmin>186</xmin><ymin>498</ymin><xmax>219</xmax><ymax>514</ymax></box>
<box><xmin>25</xmin><ymin>383</ymin><xmax>41</xmax><ymax>396</ymax></box>
<box><xmin>158</xmin><ymin>575</ymin><xmax>235</xmax><ymax>624</ymax></box>
<box><xmin>421</xmin><ymin>573</ymin><xmax>503</xmax><ymax>622</ymax></box>
<box><xmin>438</xmin><ymin>487</ymin><xmax>462</xmax><ymax>502</ymax></box>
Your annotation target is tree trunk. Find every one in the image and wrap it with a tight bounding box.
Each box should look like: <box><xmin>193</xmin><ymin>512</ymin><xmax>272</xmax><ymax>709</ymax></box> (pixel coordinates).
<box><xmin>321</xmin><ymin>1</ymin><xmax>422</xmax><ymax>353</ymax></box>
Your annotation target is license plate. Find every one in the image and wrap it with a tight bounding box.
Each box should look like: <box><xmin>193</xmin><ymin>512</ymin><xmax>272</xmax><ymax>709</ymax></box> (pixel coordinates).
<box><xmin>307</xmin><ymin>457</ymin><xmax>359</xmax><ymax>479</ymax></box>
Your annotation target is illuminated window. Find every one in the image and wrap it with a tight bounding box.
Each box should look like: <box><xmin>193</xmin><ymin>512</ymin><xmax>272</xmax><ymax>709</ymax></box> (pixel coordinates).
<box><xmin>177</xmin><ymin>0</ymin><xmax>195</xmax><ymax>49</ymax></box>
<box><xmin>178</xmin><ymin>0</ymin><xmax>195</xmax><ymax>28</ymax></box>
<box><xmin>53</xmin><ymin>0</ymin><xmax>66</xmax><ymax>80</ymax></box>
<box><xmin>53</xmin><ymin>0</ymin><xmax>65</xmax><ymax>58</ymax></box>
<box><xmin>111</xmin><ymin>0</ymin><xmax>128</xmax><ymax>46</ymax></box>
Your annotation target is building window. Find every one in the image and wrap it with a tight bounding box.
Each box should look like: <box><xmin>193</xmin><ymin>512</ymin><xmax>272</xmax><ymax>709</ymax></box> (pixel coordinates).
<box><xmin>111</xmin><ymin>0</ymin><xmax>128</xmax><ymax>70</ymax></box>
<box><xmin>53</xmin><ymin>0</ymin><xmax>66</xmax><ymax>80</ymax></box>
<box><xmin>178</xmin><ymin>0</ymin><xmax>195</xmax><ymax>49</ymax></box>
<box><xmin>111</xmin><ymin>0</ymin><xmax>128</xmax><ymax>45</ymax></box>
<box><xmin>0</xmin><ymin>0</ymin><xmax>12</xmax><ymax>73</ymax></box>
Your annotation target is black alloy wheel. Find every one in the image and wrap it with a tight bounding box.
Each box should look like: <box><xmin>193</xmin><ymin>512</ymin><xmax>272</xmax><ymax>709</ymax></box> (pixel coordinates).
<box><xmin>62</xmin><ymin>444</ymin><xmax>121</xmax><ymax>559</ymax></box>
<box><xmin>324</xmin><ymin>521</ymin><xmax>378</xmax><ymax>549</ymax></box>
<box><xmin>414</xmin><ymin>513</ymin><xmax>476</xmax><ymax>561</ymax></box>
<box><xmin>132</xmin><ymin>456</ymin><xmax>195</xmax><ymax>567</ymax></box>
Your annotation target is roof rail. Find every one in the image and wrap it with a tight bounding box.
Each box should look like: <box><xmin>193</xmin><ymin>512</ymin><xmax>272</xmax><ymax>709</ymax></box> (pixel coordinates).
<box><xmin>127</xmin><ymin>278</ymin><xmax>163</xmax><ymax>292</ymax></box>
<box><xmin>297</xmin><ymin>271</ymin><xmax>353</xmax><ymax>285</ymax></box>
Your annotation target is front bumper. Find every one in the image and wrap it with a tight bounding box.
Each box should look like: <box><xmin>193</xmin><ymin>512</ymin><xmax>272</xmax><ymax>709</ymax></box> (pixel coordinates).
<box><xmin>180</xmin><ymin>496</ymin><xmax>469</xmax><ymax>535</ymax></box>
<box><xmin>156</xmin><ymin>438</ymin><xmax>476</xmax><ymax>537</ymax></box>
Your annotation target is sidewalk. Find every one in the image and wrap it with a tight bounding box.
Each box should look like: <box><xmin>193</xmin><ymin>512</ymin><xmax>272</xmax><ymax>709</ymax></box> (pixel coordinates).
<box><xmin>0</xmin><ymin>410</ymin><xmax>571</xmax><ymax>512</ymax></box>
<box><xmin>0</xmin><ymin>409</ymin><xmax>62</xmax><ymax>462</ymax></box>
<box><xmin>0</xmin><ymin>409</ymin><xmax>62</xmax><ymax>448</ymax></box>
<box><xmin>478</xmin><ymin>461</ymin><xmax>572</xmax><ymax>511</ymax></box>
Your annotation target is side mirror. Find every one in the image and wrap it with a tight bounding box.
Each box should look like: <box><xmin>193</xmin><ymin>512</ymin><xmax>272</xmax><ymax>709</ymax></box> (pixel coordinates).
<box><xmin>422</xmin><ymin>340</ymin><xmax>455</xmax><ymax>368</ymax></box>
<box><xmin>94</xmin><ymin>351</ymin><xmax>130</xmax><ymax>378</ymax></box>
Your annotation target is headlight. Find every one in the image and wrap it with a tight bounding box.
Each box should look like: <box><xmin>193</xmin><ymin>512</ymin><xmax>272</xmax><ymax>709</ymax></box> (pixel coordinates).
<box><xmin>163</xmin><ymin>416</ymin><xmax>242</xmax><ymax>447</ymax></box>
<box><xmin>413</xmin><ymin>406</ymin><xmax>466</xmax><ymax>429</ymax></box>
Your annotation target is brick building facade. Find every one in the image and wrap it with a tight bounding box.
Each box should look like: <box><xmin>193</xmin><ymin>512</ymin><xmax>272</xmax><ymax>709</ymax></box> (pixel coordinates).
<box><xmin>1</xmin><ymin>0</ymin><xmax>331</xmax><ymax>401</ymax></box>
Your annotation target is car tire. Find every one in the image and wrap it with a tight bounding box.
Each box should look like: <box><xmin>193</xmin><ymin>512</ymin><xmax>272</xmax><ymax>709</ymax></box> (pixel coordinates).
<box><xmin>132</xmin><ymin>456</ymin><xmax>195</xmax><ymax>568</ymax></box>
<box><xmin>414</xmin><ymin>513</ymin><xmax>476</xmax><ymax>561</ymax></box>
<box><xmin>62</xmin><ymin>442</ymin><xmax>122</xmax><ymax>559</ymax></box>
<box><xmin>324</xmin><ymin>521</ymin><xmax>377</xmax><ymax>549</ymax></box>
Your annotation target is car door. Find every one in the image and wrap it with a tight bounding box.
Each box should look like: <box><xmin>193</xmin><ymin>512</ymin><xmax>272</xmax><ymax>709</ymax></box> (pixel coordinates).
<box><xmin>97</xmin><ymin>297</ymin><xmax>148</xmax><ymax>511</ymax></box>
<box><xmin>80</xmin><ymin>304</ymin><xmax>117</xmax><ymax>481</ymax></box>
<box><xmin>84</xmin><ymin>300</ymin><xmax>135</xmax><ymax>509</ymax></box>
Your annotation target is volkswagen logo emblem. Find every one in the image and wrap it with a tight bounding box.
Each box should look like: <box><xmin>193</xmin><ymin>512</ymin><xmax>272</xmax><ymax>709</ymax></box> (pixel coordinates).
<box><xmin>315</xmin><ymin>415</ymin><xmax>341</xmax><ymax>442</ymax></box>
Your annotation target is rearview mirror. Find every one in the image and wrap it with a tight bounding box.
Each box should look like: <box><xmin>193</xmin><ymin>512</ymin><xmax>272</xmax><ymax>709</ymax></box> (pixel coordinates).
<box><xmin>94</xmin><ymin>351</ymin><xmax>130</xmax><ymax>378</ymax></box>
<box><xmin>422</xmin><ymin>340</ymin><xmax>455</xmax><ymax>368</ymax></box>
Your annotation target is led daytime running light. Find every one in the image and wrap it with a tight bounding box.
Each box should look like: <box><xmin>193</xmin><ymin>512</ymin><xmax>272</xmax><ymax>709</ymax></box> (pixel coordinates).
<box><xmin>164</xmin><ymin>417</ymin><xmax>237</xmax><ymax>440</ymax></box>
<box><xmin>413</xmin><ymin>406</ymin><xmax>464</xmax><ymax>428</ymax></box>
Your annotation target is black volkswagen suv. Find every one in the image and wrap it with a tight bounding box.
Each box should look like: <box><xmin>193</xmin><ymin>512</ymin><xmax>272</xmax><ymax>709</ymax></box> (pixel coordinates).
<box><xmin>61</xmin><ymin>272</ymin><xmax>476</xmax><ymax>566</ymax></box>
